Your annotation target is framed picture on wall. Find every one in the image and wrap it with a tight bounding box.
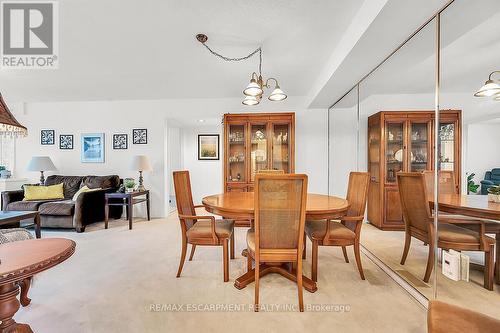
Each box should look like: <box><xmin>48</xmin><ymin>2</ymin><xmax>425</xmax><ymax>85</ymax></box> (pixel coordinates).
<box><xmin>113</xmin><ymin>134</ymin><xmax>128</xmax><ymax>149</ymax></box>
<box><xmin>198</xmin><ymin>134</ymin><xmax>219</xmax><ymax>160</ymax></box>
<box><xmin>81</xmin><ymin>133</ymin><xmax>105</xmax><ymax>163</ymax></box>
<box><xmin>41</xmin><ymin>129</ymin><xmax>55</xmax><ymax>145</ymax></box>
<box><xmin>59</xmin><ymin>135</ymin><xmax>74</xmax><ymax>149</ymax></box>
<box><xmin>132</xmin><ymin>129</ymin><xmax>147</xmax><ymax>144</ymax></box>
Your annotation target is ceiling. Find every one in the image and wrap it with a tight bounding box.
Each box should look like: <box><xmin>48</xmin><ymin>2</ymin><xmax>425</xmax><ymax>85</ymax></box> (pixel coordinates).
<box><xmin>0</xmin><ymin>0</ymin><xmax>363</xmax><ymax>102</ymax></box>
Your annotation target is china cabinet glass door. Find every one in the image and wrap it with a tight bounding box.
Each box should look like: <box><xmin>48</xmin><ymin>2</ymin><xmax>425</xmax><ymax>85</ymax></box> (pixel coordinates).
<box><xmin>227</xmin><ymin>124</ymin><xmax>246</xmax><ymax>182</ymax></box>
<box><xmin>272</xmin><ymin>123</ymin><xmax>290</xmax><ymax>173</ymax></box>
<box><xmin>438</xmin><ymin>122</ymin><xmax>455</xmax><ymax>171</ymax></box>
<box><xmin>409</xmin><ymin>122</ymin><xmax>430</xmax><ymax>172</ymax></box>
<box><xmin>385</xmin><ymin>122</ymin><xmax>404</xmax><ymax>183</ymax></box>
<box><xmin>250</xmin><ymin>124</ymin><xmax>268</xmax><ymax>181</ymax></box>
<box><xmin>368</xmin><ymin>123</ymin><xmax>380</xmax><ymax>183</ymax></box>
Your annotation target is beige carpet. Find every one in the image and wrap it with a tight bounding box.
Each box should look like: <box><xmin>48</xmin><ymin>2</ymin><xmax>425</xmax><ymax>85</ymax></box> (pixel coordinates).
<box><xmin>15</xmin><ymin>213</ymin><xmax>427</xmax><ymax>333</ymax></box>
<box><xmin>361</xmin><ymin>223</ymin><xmax>500</xmax><ymax>319</ymax></box>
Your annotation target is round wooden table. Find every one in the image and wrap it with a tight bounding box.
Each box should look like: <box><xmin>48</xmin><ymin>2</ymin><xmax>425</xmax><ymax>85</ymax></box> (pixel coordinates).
<box><xmin>430</xmin><ymin>194</ymin><xmax>500</xmax><ymax>284</ymax></box>
<box><xmin>202</xmin><ymin>192</ymin><xmax>349</xmax><ymax>292</ymax></box>
<box><xmin>0</xmin><ymin>238</ymin><xmax>76</xmax><ymax>333</ymax></box>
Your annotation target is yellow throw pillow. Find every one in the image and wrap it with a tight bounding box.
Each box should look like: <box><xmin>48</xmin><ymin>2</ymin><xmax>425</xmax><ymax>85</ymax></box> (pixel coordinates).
<box><xmin>72</xmin><ymin>186</ymin><xmax>90</xmax><ymax>201</ymax></box>
<box><xmin>24</xmin><ymin>183</ymin><xmax>64</xmax><ymax>201</ymax></box>
<box><xmin>72</xmin><ymin>186</ymin><xmax>102</xmax><ymax>201</ymax></box>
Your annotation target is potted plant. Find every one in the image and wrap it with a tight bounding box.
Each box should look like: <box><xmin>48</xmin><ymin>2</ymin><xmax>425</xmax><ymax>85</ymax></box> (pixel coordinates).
<box><xmin>124</xmin><ymin>178</ymin><xmax>136</xmax><ymax>193</ymax></box>
<box><xmin>487</xmin><ymin>185</ymin><xmax>500</xmax><ymax>203</ymax></box>
<box><xmin>467</xmin><ymin>173</ymin><xmax>480</xmax><ymax>194</ymax></box>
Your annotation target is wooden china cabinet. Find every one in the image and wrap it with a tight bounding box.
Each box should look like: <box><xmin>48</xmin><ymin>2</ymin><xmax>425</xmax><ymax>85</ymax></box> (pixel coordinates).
<box><xmin>367</xmin><ymin>110</ymin><xmax>461</xmax><ymax>230</ymax></box>
<box><xmin>223</xmin><ymin>112</ymin><xmax>295</xmax><ymax>195</ymax></box>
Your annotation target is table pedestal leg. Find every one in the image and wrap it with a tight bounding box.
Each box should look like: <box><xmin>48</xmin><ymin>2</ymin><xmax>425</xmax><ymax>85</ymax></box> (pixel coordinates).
<box><xmin>235</xmin><ymin>249</ymin><xmax>317</xmax><ymax>293</ymax></box>
<box><xmin>496</xmin><ymin>232</ymin><xmax>500</xmax><ymax>285</ymax></box>
<box><xmin>0</xmin><ymin>283</ymin><xmax>33</xmax><ymax>333</ymax></box>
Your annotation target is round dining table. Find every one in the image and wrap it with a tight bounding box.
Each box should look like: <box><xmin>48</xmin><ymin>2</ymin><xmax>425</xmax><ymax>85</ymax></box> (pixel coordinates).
<box><xmin>0</xmin><ymin>238</ymin><xmax>76</xmax><ymax>333</ymax></box>
<box><xmin>202</xmin><ymin>192</ymin><xmax>349</xmax><ymax>292</ymax></box>
<box><xmin>429</xmin><ymin>194</ymin><xmax>500</xmax><ymax>284</ymax></box>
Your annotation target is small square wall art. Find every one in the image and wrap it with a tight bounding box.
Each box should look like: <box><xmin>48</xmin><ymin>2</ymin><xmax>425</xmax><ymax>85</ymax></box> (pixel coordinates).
<box><xmin>41</xmin><ymin>129</ymin><xmax>55</xmax><ymax>145</ymax></box>
<box><xmin>113</xmin><ymin>134</ymin><xmax>128</xmax><ymax>149</ymax></box>
<box><xmin>133</xmin><ymin>129</ymin><xmax>147</xmax><ymax>144</ymax></box>
<box><xmin>59</xmin><ymin>135</ymin><xmax>74</xmax><ymax>149</ymax></box>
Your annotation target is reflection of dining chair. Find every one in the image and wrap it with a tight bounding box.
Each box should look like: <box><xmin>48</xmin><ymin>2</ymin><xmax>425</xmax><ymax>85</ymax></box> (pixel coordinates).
<box><xmin>423</xmin><ymin>170</ymin><xmax>457</xmax><ymax>196</ymax></box>
<box><xmin>305</xmin><ymin>172</ymin><xmax>370</xmax><ymax>281</ymax></box>
<box><xmin>257</xmin><ymin>169</ymin><xmax>285</xmax><ymax>174</ymax></box>
<box><xmin>398</xmin><ymin>172</ymin><xmax>495</xmax><ymax>290</ymax></box>
<box><xmin>428</xmin><ymin>300</ymin><xmax>500</xmax><ymax>333</ymax></box>
<box><xmin>173</xmin><ymin>171</ymin><xmax>235</xmax><ymax>282</ymax></box>
<box><xmin>246</xmin><ymin>174</ymin><xmax>308</xmax><ymax>311</ymax></box>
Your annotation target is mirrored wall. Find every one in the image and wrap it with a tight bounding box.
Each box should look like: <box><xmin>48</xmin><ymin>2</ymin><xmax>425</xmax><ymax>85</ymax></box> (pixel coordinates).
<box><xmin>328</xmin><ymin>0</ymin><xmax>500</xmax><ymax>316</ymax></box>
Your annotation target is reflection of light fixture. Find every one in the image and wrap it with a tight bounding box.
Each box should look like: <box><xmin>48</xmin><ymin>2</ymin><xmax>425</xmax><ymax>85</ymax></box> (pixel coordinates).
<box><xmin>474</xmin><ymin>71</ymin><xmax>500</xmax><ymax>97</ymax></box>
<box><xmin>0</xmin><ymin>94</ymin><xmax>28</xmax><ymax>137</ymax></box>
<box><xmin>196</xmin><ymin>34</ymin><xmax>287</xmax><ymax>106</ymax></box>
<box><xmin>494</xmin><ymin>93</ymin><xmax>500</xmax><ymax>101</ymax></box>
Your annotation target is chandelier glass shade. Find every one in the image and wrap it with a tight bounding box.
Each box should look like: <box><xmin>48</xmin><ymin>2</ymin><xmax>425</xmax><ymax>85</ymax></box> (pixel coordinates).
<box><xmin>474</xmin><ymin>71</ymin><xmax>500</xmax><ymax>98</ymax></box>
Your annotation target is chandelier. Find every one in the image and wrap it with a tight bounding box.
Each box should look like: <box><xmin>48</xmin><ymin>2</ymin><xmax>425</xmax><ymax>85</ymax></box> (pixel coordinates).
<box><xmin>474</xmin><ymin>70</ymin><xmax>500</xmax><ymax>100</ymax></box>
<box><xmin>0</xmin><ymin>94</ymin><xmax>27</xmax><ymax>137</ymax></box>
<box><xmin>196</xmin><ymin>34</ymin><xmax>287</xmax><ymax>106</ymax></box>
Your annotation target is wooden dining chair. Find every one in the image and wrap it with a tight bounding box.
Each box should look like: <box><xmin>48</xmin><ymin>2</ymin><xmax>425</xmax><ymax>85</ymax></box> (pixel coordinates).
<box><xmin>305</xmin><ymin>172</ymin><xmax>370</xmax><ymax>281</ymax></box>
<box><xmin>423</xmin><ymin>170</ymin><xmax>457</xmax><ymax>196</ymax></box>
<box><xmin>428</xmin><ymin>300</ymin><xmax>500</xmax><ymax>333</ymax></box>
<box><xmin>246</xmin><ymin>174</ymin><xmax>308</xmax><ymax>312</ymax></box>
<box><xmin>257</xmin><ymin>169</ymin><xmax>285</xmax><ymax>174</ymax></box>
<box><xmin>173</xmin><ymin>171</ymin><xmax>235</xmax><ymax>282</ymax></box>
<box><xmin>398</xmin><ymin>172</ymin><xmax>495</xmax><ymax>290</ymax></box>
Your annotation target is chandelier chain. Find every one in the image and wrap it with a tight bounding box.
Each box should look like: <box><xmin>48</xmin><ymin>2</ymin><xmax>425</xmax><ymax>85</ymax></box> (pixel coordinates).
<box><xmin>201</xmin><ymin>43</ymin><xmax>262</xmax><ymax>76</ymax></box>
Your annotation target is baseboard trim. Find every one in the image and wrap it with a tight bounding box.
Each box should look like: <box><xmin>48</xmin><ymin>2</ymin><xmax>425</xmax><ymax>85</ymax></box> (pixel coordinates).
<box><xmin>360</xmin><ymin>245</ymin><xmax>429</xmax><ymax>309</ymax></box>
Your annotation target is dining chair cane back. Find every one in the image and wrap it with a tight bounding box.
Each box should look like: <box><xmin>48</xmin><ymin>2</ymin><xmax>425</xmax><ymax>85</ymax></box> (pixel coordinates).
<box><xmin>173</xmin><ymin>170</ymin><xmax>235</xmax><ymax>282</ymax></box>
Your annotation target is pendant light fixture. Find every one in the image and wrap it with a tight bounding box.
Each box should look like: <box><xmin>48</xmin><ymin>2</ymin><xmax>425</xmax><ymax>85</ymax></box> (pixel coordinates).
<box><xmin>196</xmin><ymin>34</ymin><xmax>287</xmax><ymax>106</ymax></box>
<box><xmin>0</xmin><ymin>94</ymin><xmax>27</xmax><ymax>137</ymax></box>
<box><xmin>474</xmin><ymin>70</ymin><xmax>500</xmax><ymax>98</ymax></box>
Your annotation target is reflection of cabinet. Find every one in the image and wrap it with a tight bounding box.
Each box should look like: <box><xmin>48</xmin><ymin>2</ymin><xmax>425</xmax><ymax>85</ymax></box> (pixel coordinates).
<box><xmin>223</xmin><ymin>113</ymin><xmax>295</xmax><ymax>194</ymax></box>
<box><xmin>367</xmin><ymin>110</ymin><xmax>461</xmax><ymax>230</ymax></box>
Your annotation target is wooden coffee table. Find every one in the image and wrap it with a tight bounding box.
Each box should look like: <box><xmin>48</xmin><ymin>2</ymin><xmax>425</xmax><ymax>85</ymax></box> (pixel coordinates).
<box><xmin>104</xmin><ymin>190</ymin><xmax>150</xmax><ymax>230</ymax></box>
<box><xmin>0</xmin><ymin>211</ymin><xmax>41</xmax><ymax>239</ymax></box>
<box><xmin>0</xmin><ymin>238</ymin><xmax>76</xmax><ymax>333</ymax></box>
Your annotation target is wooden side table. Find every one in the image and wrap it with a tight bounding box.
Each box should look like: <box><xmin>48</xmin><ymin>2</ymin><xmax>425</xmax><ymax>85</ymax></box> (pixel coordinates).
<box><xmin>104</xmin><ymin>190</ymin><xmax>150</xmax><ymax>230</ymax></box>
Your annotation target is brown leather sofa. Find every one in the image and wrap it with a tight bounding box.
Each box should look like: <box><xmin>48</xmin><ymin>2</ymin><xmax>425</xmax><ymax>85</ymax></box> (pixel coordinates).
<box><xmin>1</xmin><ymin>175</ymin><xmax>123</xmax><ymax>232</ymax></box>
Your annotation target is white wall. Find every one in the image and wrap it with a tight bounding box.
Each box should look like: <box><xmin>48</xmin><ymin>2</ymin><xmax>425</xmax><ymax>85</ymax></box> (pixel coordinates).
<box><xmin>181</xmin><ymin>125</ymin><xmax>223</xmax><ymax>204</ymax></box>
<box><xmin>179</xmin><ymin>110</ymin><xmax>329</xmax><ymax>204</ymax></box>
<box><xmin>466</xmin><ymin>123</ymin><xmax>500</xmax><ymax>182</ymax></box>
<box><xmin>13</xmin><ymin>101</ymin><xmax>167</xmax><ymax>218</ymax></box>
<box><xmin>9</xmin><ymin>97</ymin><xmax>329</xmax><ymax>218</ymax></box>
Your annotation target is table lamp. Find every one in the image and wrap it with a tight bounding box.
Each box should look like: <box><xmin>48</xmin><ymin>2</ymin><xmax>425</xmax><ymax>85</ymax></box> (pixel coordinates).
<box><xmin>130</xmin><ymin>155</ymin><xmax>152</xmax><ymax>191</ymax></box>
<box><xmin>27</xmin><ymin>156</ymin><xmax>57</xmax><ymax>184</ymax></box>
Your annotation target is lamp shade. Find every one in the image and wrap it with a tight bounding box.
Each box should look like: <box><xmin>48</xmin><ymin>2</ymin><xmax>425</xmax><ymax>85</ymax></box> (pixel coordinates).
<box><xmin>474</xmin><ymin>80</ymin><xmax>500</xmax><ymax>97</ymax></box>
<box><xmin>27</xmin><ymin>156</ymin><xmax>57</xmax><ymax>171</ymax></box>
<box><xmin>243</xmin><ymin>79</ymin><xmax>263</xmax><ymax>97</ymax></box>
<box><xmin>268</xmin><ymin>87</ymin><xmax>287</xmax><ymax>101</ymax></box>
<box><xmin>130</xmin><ymin>155</ymin><xmax>152</xmax><ymax>171</ymax></box>
<box><xmin>0</xmin><ymin>94</ymin><xmax>27</xmax><ymax>137</ymax></box>
<box><xmin>242</xmin><ymin>95</ymin><xmax>259</xmax><ymax>106</ymax></box>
